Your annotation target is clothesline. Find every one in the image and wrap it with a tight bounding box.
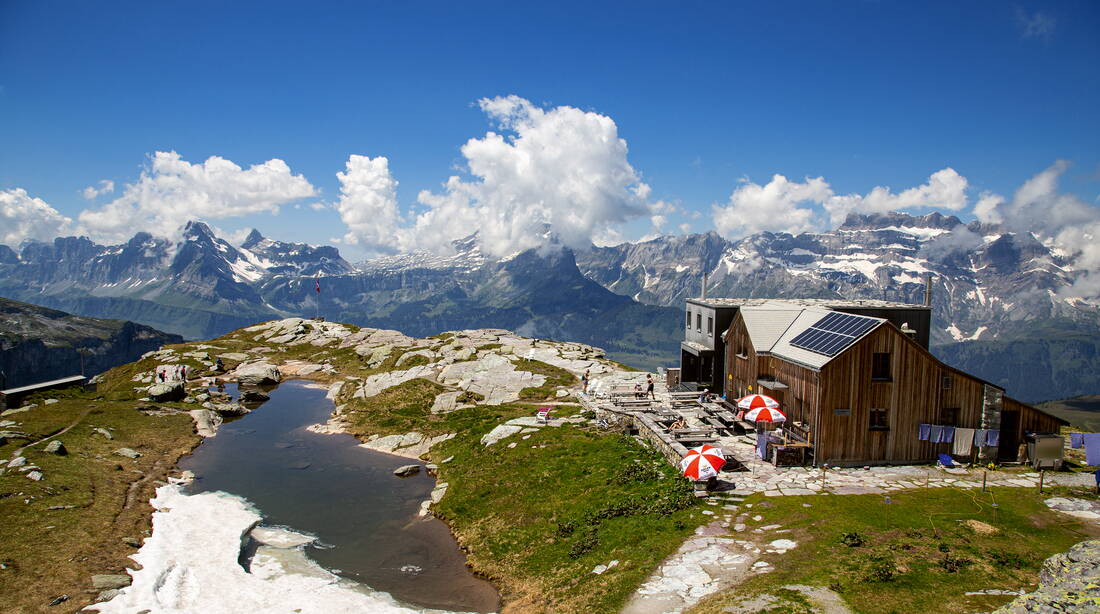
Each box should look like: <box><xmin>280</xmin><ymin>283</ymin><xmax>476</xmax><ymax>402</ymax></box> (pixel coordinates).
<box><xmin>918</xmin><ymin>424</ymin><xmax>999</xmax><ymax>448</ymax></box>
<box><xmin>1070</xmin><ymin>432</ymin><xmax>1100</xmax><ymax>466</ymax></box>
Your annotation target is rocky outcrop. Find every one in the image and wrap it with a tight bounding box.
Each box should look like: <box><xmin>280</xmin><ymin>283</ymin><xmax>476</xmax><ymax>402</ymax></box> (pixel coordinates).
<box><xmin>994</xmin><ymin>540</ymin><xmax>1100</xmax><ymax>613</ymax></box>
<box><xmin>0</xmin><ymin>297</ymin><xmax>182</xmax><ymax>390</ymax></box>
<box><xmin>147</xmin><ymin>382</ymin><xmax>185</xmax><ymax>402</ymax></box>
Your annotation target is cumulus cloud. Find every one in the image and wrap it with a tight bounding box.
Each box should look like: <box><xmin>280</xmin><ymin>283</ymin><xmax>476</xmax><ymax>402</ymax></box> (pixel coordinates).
<box><xmin>712</xmin><ymin>168</ymin><xmax>970</xmax><ymax>240</ymax></box>
<box><xmin>76</xmin><ymin>151</ymin><xmax>316</xmax><ymax>243</ymax></box>
<box><xmin>713</xmin><ymin>174</ymin><xmax>830</xmax><ymax>238</ymax></box>
<box><xmin>404</xmin><ymin>95</ymin><xmax>652</xmax><ymax>256</ymax></box>
<box><xmin>333</xmin><ymin>155</ymin><xmax>402</xmax><ymax>253</ymax></box>
<box><xmin>81</xmin><ymin>179</ymin><xmax>115</xmax><ymax>200</ymax></box>
<box><xmin>973</xmin><ymin>160</ymin><xmax>1100</xmax><ymax>298</ymax></box>
<box><xmin>0</xmin><ymin>188</ymin><xmax>73</xmax><ymax>247</ymax></box>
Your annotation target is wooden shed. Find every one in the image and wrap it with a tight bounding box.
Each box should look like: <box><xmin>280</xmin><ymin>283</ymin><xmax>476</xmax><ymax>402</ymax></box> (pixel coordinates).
<box><xmin>724</xmin><ymin>302</ymin><xmax>1066</xmax><ymax>466</ymax></box>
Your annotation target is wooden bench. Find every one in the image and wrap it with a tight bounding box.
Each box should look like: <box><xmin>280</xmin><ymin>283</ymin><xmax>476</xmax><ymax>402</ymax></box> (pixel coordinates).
<box><xmin>700</xmin><ymin>416</ymin><xmax>729</xmax><ymax>435</ymax></box>
<box><xmin>615</xmin><ymin>398</ymin><xmax>652</xmax><ymax>408</ymax></box>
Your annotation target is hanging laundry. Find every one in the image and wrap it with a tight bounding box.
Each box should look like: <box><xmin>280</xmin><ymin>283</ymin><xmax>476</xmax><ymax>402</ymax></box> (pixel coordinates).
<box><xmin>974</xmin><ymin>429</ymin><xmax>988</xmax><ymax>447</ymax></box>
<box><xmin>930</xmin><ymin>425</ymin><xmax>943</xmax><ymax>443</ymax></box>
<box><xmin>757</xmin><ymin>431</ymin><xmax>768</xmax><ymax>460</ymax></box>
<box><xmin>1070</xmin><ymin>432</ymin><xmax>1085</xmax><ymax>449</ymax></box>
<box><xmin>1084</xmin><ymin>434</ymin><xmax>1100</xmax><ymax>467</ymax></box>
<box><xmin>985</xmin><ymin>429</ymin><xmax>1000</xmax><ymax>447</ymax></box>
<box><xmin>918</xmin><ymin>424</ymin><xmax>931</xmax><ymax>441</ymax></box>
<box><xmin>941</xmin><ymin>426</ymin><xmax>955</xmax><ymax>444</ymax></box>
<box><xmin>954</xmin><ymin>428</ymin><xmax>975</xmax><ymax>456</ymax></box>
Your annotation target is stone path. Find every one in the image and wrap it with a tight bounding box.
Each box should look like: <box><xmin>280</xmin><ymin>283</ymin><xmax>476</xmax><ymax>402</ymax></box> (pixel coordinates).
<box><xmin>622</xmin><ymin>494</ymin><xmax>805</xmax><ymax>614</ymax></box>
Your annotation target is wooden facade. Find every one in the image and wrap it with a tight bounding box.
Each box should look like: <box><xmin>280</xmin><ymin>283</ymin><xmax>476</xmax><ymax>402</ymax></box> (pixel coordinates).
<box><xmin>725</xmin><ymin>313</ymin><xmax>1066</xmax><ymax>466</ymax></box>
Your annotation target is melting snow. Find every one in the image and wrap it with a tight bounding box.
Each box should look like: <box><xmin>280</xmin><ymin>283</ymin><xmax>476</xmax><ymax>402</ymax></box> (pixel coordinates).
<box><xmin>87</xmin><ymin>485</ymin><xmax>466</xmax><ymax>614</ymax></box>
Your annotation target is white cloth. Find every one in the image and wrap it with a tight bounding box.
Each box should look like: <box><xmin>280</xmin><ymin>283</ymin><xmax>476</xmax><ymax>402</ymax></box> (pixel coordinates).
<box><xmin>953</xmin><ymin>427</ymin><xmax>975</xmax><ymax>456</ymax></box>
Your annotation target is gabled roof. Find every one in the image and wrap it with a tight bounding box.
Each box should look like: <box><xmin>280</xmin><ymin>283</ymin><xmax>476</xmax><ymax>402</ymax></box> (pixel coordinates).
<box><xmin>738</xmin><ymin>303</ymin><xmax>886</xmax><ymax>370</ymax></box>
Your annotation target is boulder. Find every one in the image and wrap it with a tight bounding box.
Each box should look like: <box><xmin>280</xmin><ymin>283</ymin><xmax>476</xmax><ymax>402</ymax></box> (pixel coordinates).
<box><xmin>238</xmin><ymin>388</ymin><xmax>270</xmax><ymax>403</ymax></box>
<box><xmin>26</xmin><ymin>470</ymin><xmax>43</xmax><ymax>481</ymax></box>
<box><xmin>44</xmin><ymin>440</ymin><xmax>67</xmax><ymax>455</ymax></box>
<box><xmin>91</xmin><ymin>574</ymin><xmax>132</xmax><ymax>590</ymax></box>
<box><xmin>235</xmin><ymin>362</ymin><xmax>281</xmax><ymax>386</ymax></box>
<box><xmin>147</xmin><ymin>381</ymin><xmax>185</xmax><ymax>402</ymax></box>
<box><xmin>93</xmin><ymin>427</ymin><xmax>114</xmax><ymax>440</ymax></box>
<box><xmin>210</xmin><ymin>403</ymin><xmax>250</xmax><ymax>417</ymax></box>
<box><xmin>7</xmin><ymin>456</ymin><xmax>26</xmax><ymax>469</ymax></box>
<box><xmin>994</xmin><ymin>540</ymin><xmax>1100</xmax><ymax>613</ymax></box>
<box><xmin>393</xmin><ymin>464</ymin><xmax>421</xmax><ymax>477</ymax></box>
<box><xmin>114</xmin><ymin>448</ymin><xmax>142</xmax><ymax>459</ymax></box>
<box><xmin>189</xmin><ymin>409</ymin><xmax>222</xmax><ymax>437</ymax></box>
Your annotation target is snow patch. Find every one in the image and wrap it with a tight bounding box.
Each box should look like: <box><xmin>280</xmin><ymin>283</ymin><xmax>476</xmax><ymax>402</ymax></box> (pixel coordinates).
<box><xmin>87</xmin><ymin>485</ymin><xmax>466</xmax><ymax>614</ymax></box>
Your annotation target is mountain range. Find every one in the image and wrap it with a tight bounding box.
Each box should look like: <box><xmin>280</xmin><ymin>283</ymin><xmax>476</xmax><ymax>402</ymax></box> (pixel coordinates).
<box><xmin>0</xmin><ymin>212</ymin><xmax>1097</xmax><ymax>402</ymax></box>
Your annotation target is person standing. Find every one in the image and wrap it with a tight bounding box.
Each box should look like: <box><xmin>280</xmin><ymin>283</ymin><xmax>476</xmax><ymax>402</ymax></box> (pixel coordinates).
<box><xmin>581</xmin><ymin>369</ymin><xmax>590</xmax><ymax>393</ymax></box>
<box><xmin>646</xmin><ymin>374</ymin><xmax>655</xmax><ymax>400</ymax></box>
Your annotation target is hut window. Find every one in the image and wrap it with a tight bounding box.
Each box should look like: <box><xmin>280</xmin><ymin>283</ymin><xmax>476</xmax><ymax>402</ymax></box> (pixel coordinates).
<box><xmin>941</xmin><ymin>407</ymin><xmax>959</xmax><ymax>427</ymax></box>
<box><xmin>942</xmin><ymin>375</ymin><xmax>953</xmax><ymax>390</ymax></box>
<box><xmin>871</xmin><ymin>353</ymin><xmax>892</xmax><ymax>381</ymax></box>
<box><xmin>707</xmin><ymin>316</ymin><xmax>713</xmax><ymax>334</ymax></box>
<box><xmin>686</xmin><ymin>310</ymin><xmax>691</xmax><ymax>329</ymax></box>
<box><xmin>696</xmin><ymin>313</ymin><xmax>702</xmax><ymax>332</ymax></box>
<box><xmin>869</xmin><ymin>407</ymin><xmax>889</xmax><ymax>430</ymax></box>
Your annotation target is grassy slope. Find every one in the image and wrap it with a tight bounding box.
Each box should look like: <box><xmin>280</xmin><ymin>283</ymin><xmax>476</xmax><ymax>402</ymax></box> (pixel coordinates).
<box><xmin>1037</xmin><ymin>395</ymin><xmax>1100</xmax><ymax>432</ymax></box>
<box><xmin>0</xmin><ymin>389</ymin><xmax>200</xmax><ymax>613</ymax></box>
<box><xmin>691</xmin><ymin>487</ymin><xmax>1100</xmax><ymax>614</ymax></box>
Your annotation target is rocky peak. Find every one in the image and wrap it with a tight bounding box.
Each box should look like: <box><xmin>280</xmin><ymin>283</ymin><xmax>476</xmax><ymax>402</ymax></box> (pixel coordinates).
<box><xmin>839</xmin><ymin>211</ymin><xmax>962</xmax><ymax>232</ymax></box>
<box><xmin>241</xmin><ymin>229</ymin><xmax>266</xmax><ymax>250</ymax></box>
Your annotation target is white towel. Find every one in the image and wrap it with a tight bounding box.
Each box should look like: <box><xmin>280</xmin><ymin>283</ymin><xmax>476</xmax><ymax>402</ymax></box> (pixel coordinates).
<box><xmin>954</xmin><ymin>428</ymin><xmax>975</xmax><ymax>456</ymax></box>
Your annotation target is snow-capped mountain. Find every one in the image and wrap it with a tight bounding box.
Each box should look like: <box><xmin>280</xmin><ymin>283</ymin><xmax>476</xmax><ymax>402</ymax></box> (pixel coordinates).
<box><xmin>1</xmin><ymin>214</ymin><xmax>1097</xmax><ymax>400</ymax></box>
<box><xmin>575</xmin><ymin>212</ymin><xmax>1095</xmax><ymax>347</ymax></box>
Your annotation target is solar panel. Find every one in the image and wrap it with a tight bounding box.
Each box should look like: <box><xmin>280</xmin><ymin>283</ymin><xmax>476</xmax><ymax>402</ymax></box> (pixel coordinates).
<box><xmin>789</xmin><ymin>311</ymin><xmax>880</xmax><ymax>357</ymax></box>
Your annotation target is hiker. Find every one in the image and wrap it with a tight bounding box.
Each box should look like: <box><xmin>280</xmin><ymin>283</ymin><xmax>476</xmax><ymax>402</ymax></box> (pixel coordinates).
<box><xmin>581</xmin><ymin>369</ymin><xmax>590</xmax><ymax>393</ymax></box>
<box><xmin>646</xmin><ymin>374</ymin><xmax>655</xmax><ymax>399</ymax></box>
<box><xmin>670</xmin><ymin>417</ymin><xmax>687</xmax><ymax>430</ymax></box>
<box><xmin>214</xmin><ymin>358</ymin><xmax>224</xmax><ymax>372</ymax></box>
<box><xmin>633</xmin><ymin>383</ymin><xmax>643</xmax><ymax>398</ymax></box>
<box><xmin>158</xmin><ymin>370</ymin><xmax>165</xmax><ymax>383</ymax></box>
<box><xmin>180</xmin><ymin>364</ymin><xmax>187</xmax><ymax>381</ymax></box>
<box><xmin>697</xmin><ymin>388</ymin><xmax>710</xmax><ymax>403</ymax></box>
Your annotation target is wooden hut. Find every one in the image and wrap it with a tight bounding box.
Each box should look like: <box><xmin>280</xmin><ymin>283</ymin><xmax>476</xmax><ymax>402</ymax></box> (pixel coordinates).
<box><xmin>724</xmin><ymin>302</ymin><xmax>1066</xmax><ymax>466</ymax></box>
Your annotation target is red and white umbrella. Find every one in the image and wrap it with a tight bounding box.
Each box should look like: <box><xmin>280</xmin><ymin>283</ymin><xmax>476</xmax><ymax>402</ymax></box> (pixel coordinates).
<box><xmin>744</xmin><ymin>406</ymin><xmax>787</xmax><ymax>423</ymax></box>
<box><xmin>736</xmin><ymin>394</ymin><xmax>780</xmax><ymax>411</ymax></box>
<box><xmin>680</xmin><ymin>444</ymin><xmax>727</xmax><ymax>480</ymax></box>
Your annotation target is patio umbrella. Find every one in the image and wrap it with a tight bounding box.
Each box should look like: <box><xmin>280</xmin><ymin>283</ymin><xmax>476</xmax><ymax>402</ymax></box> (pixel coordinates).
<box><xmin>743</xmin><ymin>406</ymin><xmax>787</xmax><ymax>423</ymax></box>
<box><xmin>736</xmin><ymin>394</ymin><xmax>780</xmax><ymax>411</ymax></box>
<box><xmin>680</xmin><ymin>444</ymin><xmax>727</xmax><ymax>480</ymax></box>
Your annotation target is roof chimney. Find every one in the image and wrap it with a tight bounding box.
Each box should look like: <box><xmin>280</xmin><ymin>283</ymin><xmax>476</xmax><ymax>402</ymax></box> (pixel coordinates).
<box><xmin>701</xmin><ymin>272</ymin><xmax>708</xmax><ymax>300</ymax></box>
<box><xmin>924</xmin><ymin>274</ymin><xmax>933</xmax><ymax>307</ymax></box>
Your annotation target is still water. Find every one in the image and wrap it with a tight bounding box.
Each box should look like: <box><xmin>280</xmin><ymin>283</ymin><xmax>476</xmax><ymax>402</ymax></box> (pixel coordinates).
<box><xmin>179</xmin><ymin>380</ymin><xmax>499</xmax><ymax>613</ymax></box>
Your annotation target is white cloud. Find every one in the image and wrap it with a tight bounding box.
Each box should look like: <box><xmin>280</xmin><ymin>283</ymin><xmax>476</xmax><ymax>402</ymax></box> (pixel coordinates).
<box><xmin>972</xmin><ymin>191</ymin><xmax>1005</xmax><ymax>224</ymax></box>
<box><xmin>712</xmin><ymin>168</ymin><xmax>970</xmax><ymax>240</ymax></box>
<box><xmin>76</xmin><ymin>151</ymin><xmax>316</xmax><ymax>243</ymax></box>
<box><xmin>0</xmin><ymin>188</ymin><xmax>73</xmax><ymax>247</ymax></box>
<box><xmin>713</xmin><ymin>174</ymin><xmax>829</xmax><ymax>239</ymax></box>
<box><xmin>975</xmin><ymin>160</ymin><xmax>1100</xmax><ymax>299</ymax></box>
<box><xmin>679</xmin><ymin>223</ymin><xmax>692</xmax><ymax>234</ymax></box>
<box><xmin>405</xmin><ymin>95</ymin><xmax>651</xmax><ymax>256</ymax></box>
<box><xmin>81</xmin><ymin>179</ymin><xmax>115</xmax><ymax>200</ymax></box>
<box><xmin>333</xmin><ymin>155</ymin><xmax>402</xmax><ymax>253</ymax></box>
<box><xmin>1017</xmin><ymin>8</ymin><xmax>1056</xmax><ymax>40</ymax></box>
<box><xmin>650</xmin><ymin>214</ymin><xmax>667</xmax><ymax>230</ymax></box>
<box><xmin>821</xmin><ymin>168</ymin><xmax>969</xmax><ymax>226</ymax></box>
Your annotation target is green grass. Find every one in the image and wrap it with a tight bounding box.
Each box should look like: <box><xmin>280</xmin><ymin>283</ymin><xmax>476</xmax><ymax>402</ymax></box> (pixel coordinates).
<box><xmin>517</xmin><ymin>359</ymin><xmax>577</xmax><ymax>400</ymax></box>
<box><xmin>0</xmin><ymin>384</ymin><xmax>200</xmax><ymax>612</ymax></box>
<box><xmin>431</xmin><ymin>423</ymin><xmax>705</xmax><ymax>613</ymax></box>
<box><xmin>690</xmin><ymin>487</ymin><xmax>1100</xmax><ymax>614</ymax></box>
<box><xmin>340</xmin><ymin>378</ymin><xmax>448</xmax><ymax>435</ymax></box>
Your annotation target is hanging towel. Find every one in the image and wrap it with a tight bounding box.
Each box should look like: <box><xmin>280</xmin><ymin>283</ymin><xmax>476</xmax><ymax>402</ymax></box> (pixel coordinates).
<box><xmin>1070</xmin><ymin>432</ymin><xmax>1085</xmax><ymax>449</ymax></box>
<box><xmin>974</xmin><ymin>429</ymin><xmax>988</xmax><ymax>447</ymax></box>
<box><xmin>985</xmin><ymin>429</ymin><xmax>1000</xmax><ymax>447</ymax></box>
<box><xmin>918</xmin><ymin>424</ymin><xmax>931</xmax><ymax>441</ymax></box>
<box><xmin>930</xmin><ymin>425</ymin><xmax>943</xmax><ymax>443</ymax></box>
<box><xmin>757</xmin><ymin>431</ymin><xmax>768</xmax><ymax>460</ymax></box>
<box><xmin>954</xmin><ymin>428</ymin><xmax>975</xmax><ymax>456</ymax></box>
<box><xmin>1084</xmin><ymin>434</ymin><xmax>1100</xmax><ymax>467</ymax></box>
<box><xmin>942</xmin><ymin>426</ymin><xmax>955</xmax><ymax>444</ymax></box>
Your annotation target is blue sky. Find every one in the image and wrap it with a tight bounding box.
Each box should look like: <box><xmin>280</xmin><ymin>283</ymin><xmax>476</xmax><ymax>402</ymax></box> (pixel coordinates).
<box><xmin>1</xmin><ymin>1</ymin><xmax>1098</xmax><ymax>259</ymax></box>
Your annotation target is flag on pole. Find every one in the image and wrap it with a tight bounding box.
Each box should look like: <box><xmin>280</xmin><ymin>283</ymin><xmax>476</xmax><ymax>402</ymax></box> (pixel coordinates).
<box><xmin>315</xmin><ymin>278</ymin><xmax>321</xmax><ymax>294</ymax></box>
